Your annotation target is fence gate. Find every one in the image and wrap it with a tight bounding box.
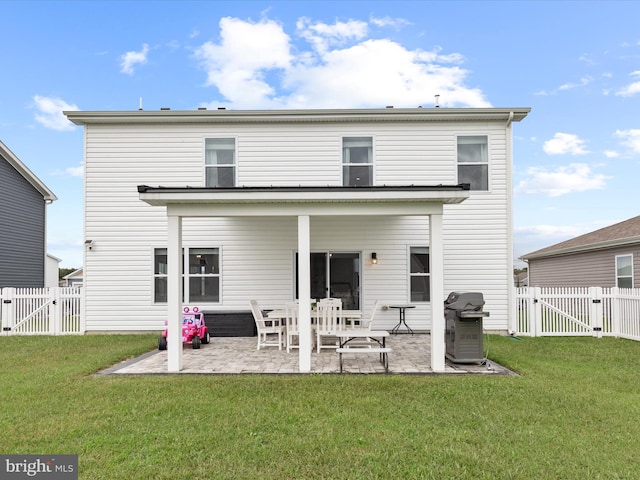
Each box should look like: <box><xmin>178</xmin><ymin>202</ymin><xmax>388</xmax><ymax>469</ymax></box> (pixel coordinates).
<box><xmin>515</xmin><ymin>286</ymin><xmax>640</xmax><ymax>340</ymax></box>
<box><xmin>0</xmin><ymin>287</ymin><xmax>84</xmax><ymax>335</ymax></box>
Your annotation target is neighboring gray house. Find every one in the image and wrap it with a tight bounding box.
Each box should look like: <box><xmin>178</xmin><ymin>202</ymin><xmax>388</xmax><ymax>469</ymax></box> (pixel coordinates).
<box><xmin>0</xmin><ymin>141</ymin><xmax>57</xmax><ymax>287</ymax></box>
<box><xmin>521</xmin><ymin>215</ymin><xmax>640</xmax><ymax>288</ymax></box>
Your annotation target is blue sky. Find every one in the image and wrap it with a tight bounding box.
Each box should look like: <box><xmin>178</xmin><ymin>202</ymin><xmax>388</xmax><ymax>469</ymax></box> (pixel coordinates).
<box><xmin>1</xmin><ymin>1</ymin><xmax>639</xmax><ymax>268</ymax></box>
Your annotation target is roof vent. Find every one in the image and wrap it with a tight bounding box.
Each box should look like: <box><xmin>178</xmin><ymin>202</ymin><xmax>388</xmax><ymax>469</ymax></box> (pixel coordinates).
<box><xmin>386</xmin><ymin>105</ymin><xmax>394</xmax><ymax>109</ymax></box>
<box><xmin>160</xmin><ymin>107</ymin><xmax>170</xmax><ymax>111</ymax></box>
<box><xmin>218</xmin><ymin>107</ymin><xmax>226</xmax><ymax>110</ymax></box>
<box><xmin>198</xmin><ymin>107</ymin><xmax>207</xmax><ymax>110</ymax></box>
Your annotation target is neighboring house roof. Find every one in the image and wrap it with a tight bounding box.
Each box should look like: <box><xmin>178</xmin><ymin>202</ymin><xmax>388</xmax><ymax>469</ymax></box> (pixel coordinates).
<box><xmin>63</xmin><ymin>267</ymin><xmax>84</xmax><ymax>281</ymax></box>
<box><xmin>0</xmin><ymin>140</ymin><xmax>57</xmax><ymax>202</ymax></box>
<box><xmin>521</xmin><ymin>215</ymin><xmax>640</xmax><ymax>261</ymax></box>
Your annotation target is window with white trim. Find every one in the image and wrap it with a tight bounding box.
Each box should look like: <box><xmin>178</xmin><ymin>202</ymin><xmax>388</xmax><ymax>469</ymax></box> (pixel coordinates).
<box><xmin>205</xmin><ymin>138</ymin><xmax>235</xmax><ymax>187</ymax></box>
<box><xmin>342</xmin><ymin>137</ymin><xmax>373</xmax><ymax>186</ymax></box>
<box><xmin>616</xmin><ymin>254</ymin><xmax>633</xmax><ymax>288</ymax></box>
<box><xmin>457</xmin><ymin>135</ymin><xmax>488</xmax><ymax>190</ymax></box>
<box><xmin>409</xmin><ymin>246</ymin><xmax>430</xmax><ymax>302</ymax></box>
<box><xmin>154</xmin><ymin>247</ymin><xmax>220</xmax><ymax>303</ymax></box>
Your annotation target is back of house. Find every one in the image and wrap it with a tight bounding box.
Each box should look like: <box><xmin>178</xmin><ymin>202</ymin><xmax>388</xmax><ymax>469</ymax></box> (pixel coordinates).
<box><xmin>66</xmin><ymin>107</ymin><xmax>529</xmax><ymax>334</ymax></box>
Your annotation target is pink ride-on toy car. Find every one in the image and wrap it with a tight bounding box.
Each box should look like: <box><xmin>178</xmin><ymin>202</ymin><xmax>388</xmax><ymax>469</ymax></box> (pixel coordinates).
<box><xmin>158</xmin><ymin>306</ymin><xmax>210</xmax><ymax>350</ymax></box>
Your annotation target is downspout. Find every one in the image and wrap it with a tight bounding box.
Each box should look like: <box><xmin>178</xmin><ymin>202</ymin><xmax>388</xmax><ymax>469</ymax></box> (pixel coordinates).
<box><xmin>506</xmin><ymin>112</ymin><xmax>516</xmax><ymax>334</ymax></box>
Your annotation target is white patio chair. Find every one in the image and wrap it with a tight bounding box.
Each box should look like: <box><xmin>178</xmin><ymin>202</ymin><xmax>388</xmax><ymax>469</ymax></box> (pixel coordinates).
<box><xmin>250</xmin><ymin>300</ymin><xmax>284</xmax><ymax>350</ymax></box>
<box><xmin>285</xmin><ymin>300</ymin><xmax>300</xmax><ymax>353</ymax></box>
<box><xmin>360</xmin><ymin>300</ymin><xmax>381</xmax><ymax>331</ymax></box>
<box><xmin>346</xmin><ymin>300</ymin><xmax>381</xmax><ymax>346</ymax></box>
<box><xmin>316</xmin><ymin>298</ymin><xmax>342</xmax><ymax>353</ymax></box>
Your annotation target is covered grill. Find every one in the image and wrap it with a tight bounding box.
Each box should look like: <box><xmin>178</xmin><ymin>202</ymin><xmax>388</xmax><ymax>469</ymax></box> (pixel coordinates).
<box><xmin>444</xmin><ymin>292</ymin><xmax>489</xmax><ymax>363</ymax></box>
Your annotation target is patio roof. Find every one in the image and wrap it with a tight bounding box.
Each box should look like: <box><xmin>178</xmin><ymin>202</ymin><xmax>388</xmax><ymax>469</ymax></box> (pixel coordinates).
<box><xmin>137</xmin><ymin>184</ymin><xmax>471</xmax><ymax>212</ymax></box>
<box><xmin>138</xmin><ymin>184</ymin><xmax>468</xmax><ymax>374</ymax></box>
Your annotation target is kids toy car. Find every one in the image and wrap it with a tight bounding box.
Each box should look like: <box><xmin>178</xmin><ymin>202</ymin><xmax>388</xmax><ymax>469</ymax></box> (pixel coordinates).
<box><xmin>158</xmin><ymin>306</ymin><xmax>210</xmax><ymax>350</ymax></box>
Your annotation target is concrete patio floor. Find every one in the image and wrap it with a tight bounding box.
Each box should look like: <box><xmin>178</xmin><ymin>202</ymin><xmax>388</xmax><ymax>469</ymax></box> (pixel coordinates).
<box><xmin>99</xmin><ymin>334</ymin><xmax>515</xmax><ymax>375</ymax></box>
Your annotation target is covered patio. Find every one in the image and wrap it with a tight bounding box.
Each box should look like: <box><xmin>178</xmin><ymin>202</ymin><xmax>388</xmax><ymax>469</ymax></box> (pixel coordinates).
<box><xmin>100</xmin><ymin>334</ymin><xmax>514</xmax><ymax>375</ymax></box>
<box><xmin>138</xmin><ymin>184</ymin><xmax>472</xmax><ymax>374</ymax></box>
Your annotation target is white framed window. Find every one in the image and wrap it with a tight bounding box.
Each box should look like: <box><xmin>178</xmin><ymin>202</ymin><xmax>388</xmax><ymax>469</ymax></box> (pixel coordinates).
<box><xmin>205</xmin><ymin>138</ymin><xmax>235</xmax><ymax>187</ymax></box>
<box><xmin>154</xmin><ymin>247</ymin><xmax>220</xmax><ymax>304</ymax></box>
<box><xmin>342</xmin><ymin>136</ymin><xmax>373</xmax><ymax>186</ymax></box>
<box><xmin>409</xmin><ymin>246</ymin><xmax>430</xmax><ymax>302</ymax></box>
<box><xmin>616</xmin><ymin>254</ymin><xmax>633</xmax><ymax>288</ymax></box>
<box><xmin>457</xmin><ymin>135</ymin><xmax>488</xmax><ymax>190</ymax></box>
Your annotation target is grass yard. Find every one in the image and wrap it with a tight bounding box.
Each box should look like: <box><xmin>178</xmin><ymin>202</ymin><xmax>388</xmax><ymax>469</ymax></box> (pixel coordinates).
<box><xmin>1</xmin><ymin>334</ymin><xmax>639</xmax><ymax>479</ymax></box>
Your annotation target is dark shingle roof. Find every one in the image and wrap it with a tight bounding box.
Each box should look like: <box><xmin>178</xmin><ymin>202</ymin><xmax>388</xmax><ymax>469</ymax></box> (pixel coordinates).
<box><xmin>521</xmin><ymin>215</ymin><xmax>640</xmax><ymax>260</ymax></box>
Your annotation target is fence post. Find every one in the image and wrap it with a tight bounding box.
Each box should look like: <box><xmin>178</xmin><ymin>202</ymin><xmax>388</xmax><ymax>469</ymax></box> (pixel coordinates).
<box><xmin>51</xmin><ymin>288</ymin><xmax>61</xmax><ymax>335</ymax></box>
<box><xmin>531</xmin><ymin>286</ymin><xmax>541</xmax><ymax>337</ymax></box>
<box><xmin>1</xmin><ymin>287</ymin><xmax>15</xmax><ymax>335</ymax></box>
<box><xmin>611</xmin><ymin>287</ymin><xmax>620</xmax><ymax>338</ymax></box>
<box><xmin>590</xmin><ymin>287</ymin><xmax>603</xmax><ymax>338</ymax></box>
<box><xmin>80</xmin><ymin>287</ymin><xmax>86</xmax><ymax>334</ymax></box>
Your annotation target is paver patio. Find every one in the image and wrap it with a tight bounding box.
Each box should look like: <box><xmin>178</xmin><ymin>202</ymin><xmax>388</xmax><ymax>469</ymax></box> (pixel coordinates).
<box><xmin>99</xmin><ymin>334</ymin><xmax>515</xmax><ymax>375</ymax></box>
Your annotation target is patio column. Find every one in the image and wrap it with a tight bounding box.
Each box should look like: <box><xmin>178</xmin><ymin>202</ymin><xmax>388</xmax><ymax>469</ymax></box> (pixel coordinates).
<box><xmin>429</xmin><ymin>212</ymin><xmax>446</xmax><ymax>372</ymax></box>
<box><xmin>167</xmin><ymin>214</ymin><xmax>183</xmax><ymax>372</ymax></box>
<box><xmin>297</xmin><ymin>215</ymin><xmax>312</xmax><ymax>373</ymax></box>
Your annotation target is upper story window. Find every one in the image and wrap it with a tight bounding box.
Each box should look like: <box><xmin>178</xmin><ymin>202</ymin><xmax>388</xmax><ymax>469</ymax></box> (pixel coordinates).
<box><xmin>616</xmin><ymin>254</ymin><xmax>633</xmax><ymax>288</ymax></box>
<box><xmin>457</xmin><ymin>135</ymin><xmax>488</xmax><ymax>190</ymax></box>
<box><xmin>205</xmin><ymin>138</ymin><xmax>235</xmax><ymax>187</ymax></box>
<box><xmin>409</xmin><ymin>246</ymin><xmax>430</xmax><ymax>302</ymax></box>
<box><xmin>342</xmin><ymin>137</ymin><xmax>373</xmax><ymax>186</ymax></box>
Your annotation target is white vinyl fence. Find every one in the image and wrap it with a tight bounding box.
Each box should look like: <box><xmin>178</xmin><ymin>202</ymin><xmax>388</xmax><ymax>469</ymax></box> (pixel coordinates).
<box><xmin>515</xmin><ymin>287</ymin><xmax>640</xmax><ymax>341</ymax></box>
<box><xmin>0</xmin><ymin>287</ymin><xmax>84</xmax><ymax>335</ymax></box>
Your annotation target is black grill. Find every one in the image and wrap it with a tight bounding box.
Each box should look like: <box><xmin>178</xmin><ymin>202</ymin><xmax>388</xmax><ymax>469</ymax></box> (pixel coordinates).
<box><xmin>444</xmin><ymin>292</ymin><xmax>489</xmax><ymax>363</ymax></box>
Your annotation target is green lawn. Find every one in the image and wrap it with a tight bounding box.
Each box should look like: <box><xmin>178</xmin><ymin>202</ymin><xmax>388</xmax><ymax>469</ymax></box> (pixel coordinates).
<box><xmin>1</xmin><ymin>334</ymin><xmax>639</xmax><ymax>479</ymax></box>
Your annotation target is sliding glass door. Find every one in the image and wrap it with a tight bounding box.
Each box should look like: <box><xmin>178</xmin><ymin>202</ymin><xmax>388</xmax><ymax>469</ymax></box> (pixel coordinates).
<box><xmin>297</xmin><ymin>252</ymin><xmax>361</xmax><ymax>310</ymax></box>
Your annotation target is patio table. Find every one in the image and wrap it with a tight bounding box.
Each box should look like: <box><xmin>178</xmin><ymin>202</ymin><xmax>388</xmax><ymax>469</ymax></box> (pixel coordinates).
<box><xmin>267</xmin><ymin>309</ymin><xmax>362</xmax><ymax>326</ymax></box>
<box><xmin>389</xmin><ymin>304</ymin><xmax>415</xmax><ymax>335</ymax></box>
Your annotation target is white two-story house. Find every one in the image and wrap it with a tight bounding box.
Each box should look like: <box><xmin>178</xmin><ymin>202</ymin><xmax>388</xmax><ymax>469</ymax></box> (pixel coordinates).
<box><xmin>66</xmin><ymin>107</ymin><xmax>529</xmax><ymax>372</ymax></box>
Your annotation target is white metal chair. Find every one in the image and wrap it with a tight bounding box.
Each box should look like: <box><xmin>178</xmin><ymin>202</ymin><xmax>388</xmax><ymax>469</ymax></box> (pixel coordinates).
<box><xmin>316</xmin><ymin>298</ymin><xmax>342</xmax><ymax>352</ymax></box>
<box><xmin>250</xmin><ymin>300</ymin><xmax>284</xmax><ymax>350</ymax></box>
<box><xmin>285</xmin><ymin>300</ymin><xmax>300</xmax><ymax>353</ymax></box>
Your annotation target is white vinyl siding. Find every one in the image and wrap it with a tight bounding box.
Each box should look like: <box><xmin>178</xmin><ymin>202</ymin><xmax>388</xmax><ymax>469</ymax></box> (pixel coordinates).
<box><xmin>83</xmin><ymin>119</ymin><xmax>512</xmax><ymax>332</ymax></box>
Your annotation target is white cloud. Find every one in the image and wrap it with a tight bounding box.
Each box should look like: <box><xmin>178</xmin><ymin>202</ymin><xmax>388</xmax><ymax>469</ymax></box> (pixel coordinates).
<box><xmin>194</xmin><ymin>16</ymin><xmax>491</xmax><ymax>109</ymax></box>
<box><xmin>514</xmin><ymin>163</ymin><xmax>610</xmax><ymax>197</ymax></box>
<box><xmin>558</xmin><ymin>75</ymin><xmax>593</xmax><ymax>91</ymax></box>
<box><xmin>603</xmin><ymin>150</ymin><xmax>620</xmax><ymax>158</ymax></box>
<box><xmin>615</xmin><ymin>129</ymin><xmax>640</xmax><ymax>154</ymax></box>
<box><xmin>543</xmin><ymin>133</ymin><xmax>589</xmax><ymax>155</ymax></box>
<box><xmin>297</xmin><ymin>17</ymin><xmax>368</xmax><ymax>54</ymax></box>
<box><xmin>32</xmin><ymin>95</ymin><xmax>78</xmax><ymax>131</ymax></box>
<box><xmin>515</xmin><ymin>223</ymin><xmax>588</xmax><ymax>241</ymax></box>
<box><xmin>535</xmin><ymin>76</ymin><xmax>592</xmax><ymax>96</ymax></box>
<box><xmin>120</xmin><ymin>43</ymin><xmax>150</xmax><ymax>75</ymax></box>
<box><xmin>194</xmin><ymin>17</ymin><xmax>292</xmax><ymax>108</ymax></box>
<box><xmin>614</xmin><ymin>70</ymin><xmax>640</xmax><ymax>96</ymax></box>
<box><xmin>52</xmin><ymin>163</ymin><xmax>83</xmax><ymax>177</ymax></box>
<box><xmin>615</xmin><ymin>81</ymin><xmax>640</xmax><ymax>96</ymax></box>
<box><xmin>369</xmin><ymin>15</ymin><xmax>411</xmax><ymax>29</ymax></box>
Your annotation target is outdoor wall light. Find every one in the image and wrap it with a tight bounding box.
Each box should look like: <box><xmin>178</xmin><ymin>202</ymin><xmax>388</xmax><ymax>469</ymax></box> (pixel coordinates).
<box><xmin>85</xmin><ymin>239</ymin><xmax>94</xmax><ymax>250</ymax></box>
<box><xmin>371</xmin><ymin>252</ymin><xmax>378</xmax><ymax>264</ymax></box>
